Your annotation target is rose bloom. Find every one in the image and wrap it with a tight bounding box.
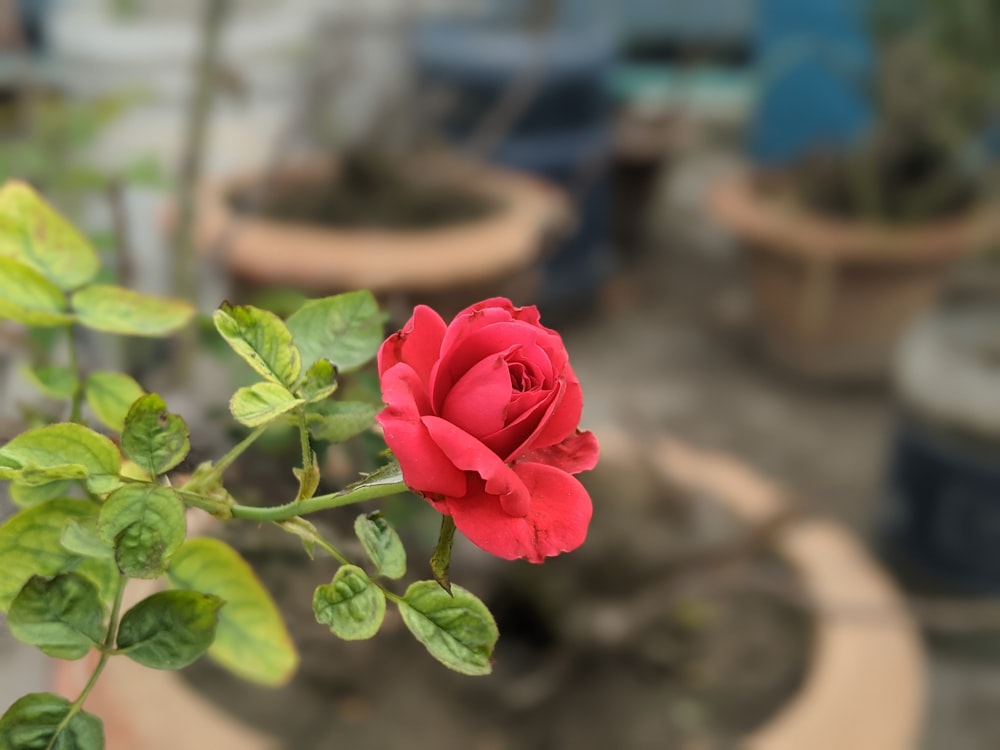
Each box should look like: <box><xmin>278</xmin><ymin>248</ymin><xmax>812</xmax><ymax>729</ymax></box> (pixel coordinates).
<box><xmin>377</xmin><ymin>298</ymin><xmax>599</xmax><ymax>562</ymax></box>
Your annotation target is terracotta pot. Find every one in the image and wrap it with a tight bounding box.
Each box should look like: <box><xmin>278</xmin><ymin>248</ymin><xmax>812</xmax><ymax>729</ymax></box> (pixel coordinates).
<box><xmin>707</xmin><ymin>171</ymin><xmax>999</xmax><ymax>381</ymax></box>
<box><xmin>52</xmin><ymin>433</ymin><xmax>924</xmax><ymax>750</ymax></box>
<box><xmin>190</xmin><ymin>153</ymin><xmax>572</xmax><ymax>315</ymax></box>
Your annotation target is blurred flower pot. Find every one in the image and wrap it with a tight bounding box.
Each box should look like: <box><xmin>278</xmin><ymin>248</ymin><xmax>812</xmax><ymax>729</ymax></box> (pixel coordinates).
<box><xmin>186</xmin><ymin>152</ymin><xmax>571</xmax><ymax>318</ymax></box>
<box><xmin>884</xmin><ymin>299</ymin><xmax>1000</xmax><ymax>592</ymax></box>
<box><xmin>708</xmin><ymin>171</ymin><xmax>998</xmax><ymax>382</ymax></box>
<box><xmin>53</xmin><ymin>431</ymin><xmax>924</xmax><ymax>750</ymax></box>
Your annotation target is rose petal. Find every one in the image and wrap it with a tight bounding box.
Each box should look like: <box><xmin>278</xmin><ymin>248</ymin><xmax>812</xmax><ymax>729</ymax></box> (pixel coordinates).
<box><xmin>378</xmin><ymin>305</ymin><xmax>447</xmax><ymax>387</ymax></box>
<box><xmin>517</xmin><ymin>370</ymin><xmax>585</xmax><ymax>452</ymax></box>
<box><xmin>446</xmin><ymin>462</ymin><xmax>593</xmax><ymax>562</ymax></box>
<box><xmin>422</xmin><ymin>416</ymin><xmax>530</xmax><ymax>517</ymax></box>
<box><xmin>440</xmin><ymin>353</ymin><xmax>512</xmax><ymax>438</ymax></box>
<box><xmin>377</xmin><ymin>364</ymin><xmax>467</xmax><ymax>497</ymax></box>
<box><xmin>519</xmin><ymin>430</ymin><xmax>600</xmax><ymax>474</ymax></box>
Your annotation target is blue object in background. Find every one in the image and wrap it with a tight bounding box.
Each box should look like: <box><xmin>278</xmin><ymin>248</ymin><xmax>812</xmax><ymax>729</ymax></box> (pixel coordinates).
<box><xmin>885</xmin><ymin>416</ymin><xmax>1000</xmax><ymax>593</ymax></box>
<box><xmin>749</xmin><ymin>0</ymin><xmax>874</xmax><ymax>164</ymax></box>
<box><xmin>413</xmin><ymin>22</ymin><xmax>616</xmax><ymax>319</ymax></box>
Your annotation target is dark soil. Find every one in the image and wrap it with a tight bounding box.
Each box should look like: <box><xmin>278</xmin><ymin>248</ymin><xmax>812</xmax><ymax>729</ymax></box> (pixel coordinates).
<box><xmin>229</xmin><ymin>152</ymin><xmax>499</xmax><ymax>230</ymax></box>
<box><xmin>785</xmin><ymin>135</ymin><xmax>978</xmax><ymax>224</ymax></box>
<box><xmin>179</xmin><ymin>445</ymin><xmax>813</xmax><ymax>750</ymax></box>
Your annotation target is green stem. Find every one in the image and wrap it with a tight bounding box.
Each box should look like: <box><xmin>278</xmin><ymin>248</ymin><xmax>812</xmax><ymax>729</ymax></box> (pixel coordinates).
<box><xmin>284</xmin><ymin>523</ymin><xmax>402</xmax><ymax>604</ymax></box>
<box><xmin>65</xmin><ymin>324</ymin><xmax>84</xmax><ymax>424</ymax></box>
<box><xmin>47</xmin><ymin>575</ymin><xmax>126</xmax><ymax>750</ymax></box>
<box><xmin>231</xmin><ymin>478</ymin><xmax>409</xmax><ymax>522</ymax></box>
<box><xmin>297</xmin><ymin>408</ymin><xmax>312</xmax><ymax>472</ymax></box>
<box><xmin>179</xmin><ymin>425</ymin><xmax>267</xmax><ymax>495</ymax></box>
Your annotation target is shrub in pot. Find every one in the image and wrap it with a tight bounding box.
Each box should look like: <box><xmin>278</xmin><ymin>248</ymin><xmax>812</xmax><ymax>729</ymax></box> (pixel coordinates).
<box><xmin>709</xmin><ymin>0</ymin><xmax>1000</xmax><ymax>382</ymax></box>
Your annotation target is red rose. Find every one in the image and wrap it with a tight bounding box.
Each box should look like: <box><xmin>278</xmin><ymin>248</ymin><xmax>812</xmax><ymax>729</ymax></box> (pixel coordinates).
<box><xmin>377</xmin><ymin>298</ymin><xmax>598</xmax><ymax>562</ymax></box>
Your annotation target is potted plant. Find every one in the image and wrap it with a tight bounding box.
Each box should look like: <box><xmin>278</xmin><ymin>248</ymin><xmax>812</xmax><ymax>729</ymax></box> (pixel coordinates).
<box><xmin>708</xmin><ymin>0</ymin><xmax>1000</xmax><ymax>381</ymax></box>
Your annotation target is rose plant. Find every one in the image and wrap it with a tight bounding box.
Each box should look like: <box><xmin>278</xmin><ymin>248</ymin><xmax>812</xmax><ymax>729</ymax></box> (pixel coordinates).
<box><xmin>0</xmin><ymin>182</ymin><xmax>598</xmax><ymax>749</ymax></box>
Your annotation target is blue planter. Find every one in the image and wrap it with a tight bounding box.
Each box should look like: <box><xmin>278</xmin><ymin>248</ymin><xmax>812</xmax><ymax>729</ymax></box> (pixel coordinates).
<box><xmin>884</xmin><ymin>414</ymin><xmax>1000</xmax><ymax>593</ymax></box>
<box><xmin>413</xmin><ymin>23</ymin><xmax>614</xmax><ymax>138</ymax></box>
<box><xmin>748</xmin><ymin>0</ymin><xmax>873</xmax><ymax>164</ymax></box>
<box><xmin>413</xmin><ymin>22</ymin><xmax>616</xmax><ymax>317</ymax></box>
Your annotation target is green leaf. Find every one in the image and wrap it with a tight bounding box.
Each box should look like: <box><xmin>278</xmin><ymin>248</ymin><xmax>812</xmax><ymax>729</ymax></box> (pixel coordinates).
<box><xmin>0</xmin><ymin>258</ymin><xmax>74</xmax><ymax>327</ymax></box>
<box><xmin>9</xmin><ymin>480</ymin><xmax>76</xmax><ymax>508</ymax></box>
<box><xmin>345</xmin><ymin>458</ymin><xmax>404</xmax><ymax>493</ymax></box>
<box><xmin>120</xmin><ymin>393</ymin><xmax>190</xmax><ymax>476</ymax></box>
<box><xmin>301</xmin><ymin>400</ymin><xmax>378</xmax><ymax>443</ymax></box>
<box><xmin>60</xmin><ymin>519</ymin><xmax>113</xmax><ymax>560</ymax></box>
<box><xmin>0</xmin><ymin>423</ymin><xmax>121</xmax><ymax>495</ymax></box>
<box><xmin>116</xmin><ymin>590</ymin><xmax>222</xmax><ymax>670</ymax></box>
<box><xmin>84</xmin><ymin>372</ymin><xmax>145</xmax><ymax>432</ymax></box>
<box><xmin>297</xmin><ymin>359</ymin><xmax>338</xmax><ymax>403</ymax></box>
<box><xmin>286</xmin><ymin>291</ymin><xmax>383</xmax><ymax>373</ymax></box>
<box><xmin>229</xmin><ymin>382</ymin><xmax>303</xmax><ymax>427</ymax></box>
<box><xmin>7</xmin><ymin>574</ymin><xmax>105</xmax><ymax>659</ymax></box>
<box><xmin>398</xmin><ymin>581</ymin><xmax>498</xmax><ymax>676</ymax></box>
<box><xmin>167</xmin><ymin>538</ymin><xmax>298</xmax><ymax>686</ymax></box>
<box><xmin>71</xmin><ymin>284</ymin><xmax>194</xmax><ymax>337</ymax></box>
<box><xmin>212</xmin><ymin>302</ymin><xmax>301</xmax><ymax>387</ymax></box>
<box><xmin>0</xmin><ymin>692</ymin><xmax>104</xmax><ymax>750</ymax></box>
<box><xmin>354</xmin><ymin>512</ymin><xmax>406</xmax><ymax>579</ymax></box>
<box><xmin>0</xmin><ymin>180</ymin><xmax>100</xmax><ymax>290</ymax></box>
<box><xmin>313</xmin><ymin>565</ymin><xmax>386</xmax><ymax>641</ymax></box>
<box><xmin>0</xmin><ymin>499</ymin><xmax>116</xmax><ymax>611</ymax></box>
<box><xmin>97</xmin><ymin>485</ymin><xmax>186</xmax><ymax>579</ymax></box>
<box><xmin>22</xmin><ymin>365</ymin><xmax>78</xmax><ymax>400</ymax></box>
<box><xmin>13</xmin><ymin>463</ymin><xmax>89</xmax><ymax>486</ymax></box>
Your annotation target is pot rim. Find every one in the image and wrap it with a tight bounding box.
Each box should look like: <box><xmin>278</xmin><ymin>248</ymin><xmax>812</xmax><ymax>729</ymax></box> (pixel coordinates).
<box><xmin>707</xmin><ymin>170</ymin><xmax>998</xmax><ymax>265</ymax></box>
<box><xmin>644</xmin><ymin>434</ymin><xmax>925</xmax><ymax>750</ymax></box>
<box><xmin>189</xmin><ymin>151</ymin><xmax>573</xmax><ymax>294</ymax></box>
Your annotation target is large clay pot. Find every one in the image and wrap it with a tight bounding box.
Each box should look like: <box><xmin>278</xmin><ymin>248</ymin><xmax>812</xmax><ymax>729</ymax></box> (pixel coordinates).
<box><xmin>189</xmin><ymin>153</ymin><xmax>571</xmax><ymax>317</ymax></box>
<box><xmin>53</xmin><ymin>431</ymin><xmax>925</xmax><ymax>750</ymax></box>
<box><xmin>708</xmin><ymin>171</ymin><xmax>998</xmax><ymax>382</ymax></box>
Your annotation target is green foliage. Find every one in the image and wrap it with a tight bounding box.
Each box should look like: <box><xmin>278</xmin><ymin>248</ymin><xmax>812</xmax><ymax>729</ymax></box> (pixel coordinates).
<box><xmin>229</xmin><ymin>382</ymin><xmax>303</xmax><ymax>427</ymax></box>
<box><xmin>97</xmin><ymin>485</ymin><xmax>186</xmax><ymax>579</ymax></box>
<box><xmin>0</xmin><ymin>257</ymin><xmax>75</xmax><ymax>327</ymax></box>
<box><xmin>83</xmin><ymin>372</ymin><xmax>144</xmax><ymax>432</ymax></box>
<box><xmin>71</xmin><ymin>285</ymin><xmax>194</xmax><ymax>337</ymax></box>
<box><xmin>167</xmin><ymin>538</ymin><xmax>299</xmax><ymax>686</ymax></box>
<box><xmin>0</xmin><ymin>500</ymin><xmax>117</xmax><ymax>612</ymax></box>
<box><xmin>313</xmin><ymin>565</ymin><xmax>386</xmax><ymax>640</ymax></box>
<box><xmin>0</xmin><ymin>423</ymin><xmax>121</xmax><ymax>496</ymax></box>
<box><xmin>0</xmin><ymin>181</ymin><xmax>99</xmax><ymax>290</ymax></box>
<box><xmin>116</xmin><ymin>590</ymin><xmax>223</xmax><ymax>670</ymax></box>
<box><xmin>0</xmin><ymin>693</ymin><xmax>103</xmax><ymax>750</ymax></box>
<box><xmin>286</xmin><ymin>290</ymin><xmax>383</xmax><ymax>373</ymax></box>
<box><xmin>7</xmin><ymin>574</ymin><xmax>105</xmax><ymax>659</ymax></box>
<box><xmin>0</xmin><ymin>176</ymin><xmax>512</xmax><ymax>741</ymax></box>
<box><xmin>213</xmin><ymin>302</ymin><xmax>301</xmax><ymax>388</ymax></box>
<box><xmin>23</xmin><ymin>366</ymin><xmax>78</xmax><ymax>401</ymax></box>
<box><xmin>300</xmin><ymin>400</ymin><xmax>378</xmax><ymax>443</ymax></box>
<box><xmin>120</xmin><ymin>394</ymin><xmax>190</xmax><ymax>476</ymax></box>
<box><xmin>398</xmin><ymin>582</ymin><xmax>498</xmax><ymax>676</ymax></box>
<box><xmin>354</xmin><ymin>512</ymin><xmax>406</xmax><ymax>579</ymax></box>
<box><xmin>299</xmin><ymin>359</ymin><xmax>338</xmax><ymax>403</ymax></box>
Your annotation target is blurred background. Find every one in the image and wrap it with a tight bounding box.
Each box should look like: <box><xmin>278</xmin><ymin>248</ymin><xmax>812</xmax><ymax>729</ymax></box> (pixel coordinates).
<box><xmin>0</xmin><ymin>0</ymin><xmax>998</xmax><ymax>748</ymax></box>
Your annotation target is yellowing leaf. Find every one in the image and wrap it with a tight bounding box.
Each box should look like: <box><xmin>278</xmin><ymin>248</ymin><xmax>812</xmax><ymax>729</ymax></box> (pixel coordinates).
<box><xmin>0</xmin><ymin>181</ymin><xmax>100</xmax><ymax>290</ymax></box>
<box><xmin>167</xmin><ymin>538</ymin><xmax>298</xmax><ymax>686</ymax></box>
